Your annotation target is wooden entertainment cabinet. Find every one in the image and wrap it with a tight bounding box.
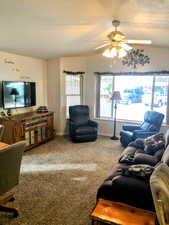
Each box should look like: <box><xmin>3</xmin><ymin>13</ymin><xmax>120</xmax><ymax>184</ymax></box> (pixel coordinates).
<box><xmin>0</xmin><ymin>111</ymin><xmax>54</xmax><ymax>151</ymax></box>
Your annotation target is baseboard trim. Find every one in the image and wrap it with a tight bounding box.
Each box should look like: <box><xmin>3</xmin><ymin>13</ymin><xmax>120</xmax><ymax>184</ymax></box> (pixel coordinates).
<box><xmin>98</xmin><ymin>132</ymin><xmax>112</xmax><ymax>137</ymax></box>
<box><xmin>55</xmin><ymin>132</ymin><xmax>120</xmax><ymax>137</ymax></box>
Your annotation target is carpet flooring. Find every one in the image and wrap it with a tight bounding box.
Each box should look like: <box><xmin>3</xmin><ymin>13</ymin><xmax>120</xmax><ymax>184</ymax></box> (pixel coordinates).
<box><xmin>0</xmin><ymin>136</ymin><xmax>123</xmax><ymax>225</ymax></box>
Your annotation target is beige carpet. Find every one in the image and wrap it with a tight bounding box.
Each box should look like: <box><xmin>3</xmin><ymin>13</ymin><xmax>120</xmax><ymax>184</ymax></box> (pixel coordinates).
<box><xmin>0</xmin><ymin>136</ymin><xmax>123</xmax><ymax>225</ymax></box>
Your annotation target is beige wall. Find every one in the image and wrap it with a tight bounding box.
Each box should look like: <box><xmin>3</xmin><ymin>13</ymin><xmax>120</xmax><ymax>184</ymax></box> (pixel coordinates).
<box><xmin>0</xmin><ymin>51</ymin><xmax>47</xmax><ymax>115</ymax></box>
<box><xmin>47</xmin><ymin>58</ymin><xmax>61</xmax><ymax>134</ymax></box>
<box><xmin>47</xmin><ymin>46</ymin><xmax>169</xmax><ymax>136</ymax></box>
<box><xmin>47</xmin><ymin>57</ymin><xmax>87</xmax><ymax>135</ymax></box>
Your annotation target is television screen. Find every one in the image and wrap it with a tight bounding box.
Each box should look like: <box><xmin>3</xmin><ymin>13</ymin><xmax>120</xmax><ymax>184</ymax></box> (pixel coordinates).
<box><xmin>2</xmin><ymin>81</ymin><xmax>36</xmax><ymax>109</ymax></box>
<box><xmin>3</xmin><ymin>81</ymin><xmax>25</xmax><ymax>109</ymax></box>
<box><xmin>25</xmin><ymin>82</ymin><xmax>36</xmax><ymax>107</ymax></box>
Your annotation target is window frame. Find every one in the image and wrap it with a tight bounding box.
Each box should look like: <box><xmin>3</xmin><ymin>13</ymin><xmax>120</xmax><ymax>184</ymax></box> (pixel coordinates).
<box><xmin>96</xmin><ymin>74</ymin><xmax>169</xmax><ymax>124</ymax></box>
<box><xmin>65</xmin><ymin>74</ymin><xmax>83</xmax><ymax>117</ymax></box>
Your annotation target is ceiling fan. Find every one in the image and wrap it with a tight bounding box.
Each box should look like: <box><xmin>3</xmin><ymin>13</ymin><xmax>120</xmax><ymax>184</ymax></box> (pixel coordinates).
<box><xmin>95</xmin><ymin>20</ymin><xmax>152</xmax><ymax>58</ymax></box>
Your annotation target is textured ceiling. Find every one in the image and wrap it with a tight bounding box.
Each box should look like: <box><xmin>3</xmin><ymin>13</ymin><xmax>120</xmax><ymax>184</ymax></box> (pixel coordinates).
<box><xmin>0</xmin><ymin>0</ymin><xmax>169</xmax><ymax>59</ymax></box>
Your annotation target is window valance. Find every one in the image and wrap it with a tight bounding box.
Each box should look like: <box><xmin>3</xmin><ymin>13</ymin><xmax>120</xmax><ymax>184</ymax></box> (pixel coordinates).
<box><xmin>63</xmin><ymin>70</ymin><xmax>85</xmax><ymax>75</ymax></box>
<box><xmin>95</xmin><ymin>70</ymin><xmax>169</xmax><ymax>76</ymax></box>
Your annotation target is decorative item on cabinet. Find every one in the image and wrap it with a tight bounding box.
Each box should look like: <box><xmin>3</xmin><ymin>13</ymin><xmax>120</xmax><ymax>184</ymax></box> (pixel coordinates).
<box><xmin>37</xmin><ymin>106</ymin><xmax>48</xmax><ymax>113</ymax></box>
<box><xmin>0</xmin><ymin>111</ymin><xmax>54</xmax><ymax>151</ymax></box>
<box><xmin>7</xmin><ymin>109</ymin><xmax>12</xmax><ymax>117</ymax></box>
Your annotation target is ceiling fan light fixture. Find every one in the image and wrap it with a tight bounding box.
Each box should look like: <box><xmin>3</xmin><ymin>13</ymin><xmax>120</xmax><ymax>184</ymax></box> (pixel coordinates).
<box><xmin>102</xmin><ymin>46</ymin><xmax>127</xmax><ymax>59</ymax></box>
<box><xmin>108</xmin><ymin>31</ymin><xmax>125</xmax><ymax>42</ymax></box>
<box><xmin>118</xmin><ymin>48</ymin><xmax>127</xmax><ymax>58</ymax></box>
<box><xmin>102</xmin><ymin>48</ymin><xmax>111</xmax><ymax>58</ymax></box>
<box><xmin>102</xmin><ymin>47</ymin><xmax>117</xmax><ymax>58</ymax></box>
<box><xmin>110</xmin><ymin>47</ymin><xmax>117</xmax><ymax>57</ymax></box>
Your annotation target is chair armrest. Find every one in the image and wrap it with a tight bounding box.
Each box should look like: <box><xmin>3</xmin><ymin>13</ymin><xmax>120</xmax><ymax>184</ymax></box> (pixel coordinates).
<box><xmin>133</xmin><ymin>130</ymin><xmax>157</xmax><ymax>139</ymax></box>
<box><xmin>134</xmin><ymin>153</ymin><xmax>157</xmax><ymax>166</ymax></box>
<box><xmin>88</xmin><ymin>120</ymin><xmax>98</xmax><ymax>128</ymax></box>
<box><xmin>123</xmin><ymin>125</ymin><xmax>141</xmax><ymax>131</ymax></box>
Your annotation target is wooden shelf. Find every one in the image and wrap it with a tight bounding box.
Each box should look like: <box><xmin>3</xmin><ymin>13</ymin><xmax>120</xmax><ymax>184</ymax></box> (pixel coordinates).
<box><xmin>0</xmin><ymin>111</ymin><xmax>54</xmax><ymax>151</ymax></box>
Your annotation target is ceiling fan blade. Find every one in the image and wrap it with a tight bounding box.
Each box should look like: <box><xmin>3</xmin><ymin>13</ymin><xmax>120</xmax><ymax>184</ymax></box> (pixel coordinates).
<box><xmin>119</xmin><ymin>43</ymin><xmax>132</xmax><ymax>51</ymax></box>
<box><xmin>125</xmin><ymin>40</ymin><xmax>152</xmax><ymax>45</ymax></box>
<box><xmin>95</xmin><ymin>43</ymin><xmax>110</xmax><ymax>50</ymax></box>
<box><xmin>103</xmin><ymin>40</ymin><xmax>110</xmax><ymax>42</ymax></box>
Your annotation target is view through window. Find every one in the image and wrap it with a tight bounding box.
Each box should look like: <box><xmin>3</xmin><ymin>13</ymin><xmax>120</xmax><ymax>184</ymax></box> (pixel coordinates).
<box><xmin>65</xmin><ymin>74</ymin><xmax>83</xmax><ymax>117</ymax></box>
<box><xmin>97</xmin><ymin>75</ymin><xmax>168</xmax><ymax>123</ymax></box>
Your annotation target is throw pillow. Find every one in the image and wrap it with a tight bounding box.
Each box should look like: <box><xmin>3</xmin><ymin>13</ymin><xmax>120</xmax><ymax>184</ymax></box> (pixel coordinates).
<box><xmin>119</xmin><ymin>164</ymin><xmax>154</xmax><ymax>180</ymax></box>
<box><xmin>119</xmin><ymin>153</ymin><xmax>135</xmax><ymax>164</ymax></box>
<box><xmin>128</xmin><ymin>138</ymin><xmax>145</xmax><ymax>150</ymax></box>
<box><xmin>144</xmin><ymin>133</ymin><xmax>165</xmax><ymax>155</ymax></box>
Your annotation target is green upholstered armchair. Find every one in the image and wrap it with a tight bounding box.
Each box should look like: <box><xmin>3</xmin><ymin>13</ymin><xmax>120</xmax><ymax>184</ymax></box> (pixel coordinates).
<box><xmin>150</xmin><ymin>163</ymin><xmax>169</xmax><ymax>225</ymax></box>
<box><xmin>0</xmin><ymin>141</ymin><xmax>26</xmax><ymax>217</ymax></box>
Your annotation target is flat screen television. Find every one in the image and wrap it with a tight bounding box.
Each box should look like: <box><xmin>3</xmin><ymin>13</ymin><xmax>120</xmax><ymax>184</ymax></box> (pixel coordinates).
<box><xmin>2</xmin><ymin>81</ymin><xmax>36</xmax><ymax>109</ymax></box>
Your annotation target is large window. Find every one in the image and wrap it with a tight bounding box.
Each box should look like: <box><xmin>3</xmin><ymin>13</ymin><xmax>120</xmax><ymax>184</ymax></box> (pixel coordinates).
<box><xmin>65</xmin><ymin>74</ymin><xmax>83</xmax><ymax>117</ymax></box>
<box><xmin>97</xmin><ymin>75</ymin><xmax>169</xmax><ymax>123</ymax></box>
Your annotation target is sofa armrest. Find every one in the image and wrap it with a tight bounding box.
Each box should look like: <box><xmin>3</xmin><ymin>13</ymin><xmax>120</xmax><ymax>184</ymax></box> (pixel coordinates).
<box><xmin>133</xmin><ymin>130</ymin><xmax>157</xmax><ymax>139</ymax></box>
<box><xmin>123</xmin><ymin>125</ymin><xmax>141</xmax><ymax>131</ymax></box>
<box><xmin>134</xmin><ymin>153</ymin><xmax>157</xmax><ymax>166</ymax></box>
<box><xmin>88</xmin><ymin>120</ymin><xmax>98</xmax><ymax>128</ymax></box>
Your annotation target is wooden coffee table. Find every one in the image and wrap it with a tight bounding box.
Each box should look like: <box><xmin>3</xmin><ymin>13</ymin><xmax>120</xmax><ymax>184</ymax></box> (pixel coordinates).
<box><xmin>91</xmin><ymin>199</ymin><xmax>157</xmax><ymax>225</ymax></box>
<box><xmin>0</xmin><ymin>142</ymin><xmax>9</xmax><ymax>150</ymax></box>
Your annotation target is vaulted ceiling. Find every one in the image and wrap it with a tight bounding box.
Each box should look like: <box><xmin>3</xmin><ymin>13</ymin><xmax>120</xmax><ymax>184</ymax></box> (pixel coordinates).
<box><xmin>0</xmin><ymin>0</ymin><xmax>169</xmax><ymax>59</ymax></box>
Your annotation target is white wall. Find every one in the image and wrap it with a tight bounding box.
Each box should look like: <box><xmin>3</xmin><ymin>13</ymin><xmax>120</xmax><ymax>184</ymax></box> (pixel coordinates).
<box><xmin>47</xmin><ymin>46</ymin><xmax>169</xmax><ymax>136</ymax></box>
<box><xmin>0</xmin><ymin>51</ymin><xmax>47</xmax><ymax>114</ymax></box>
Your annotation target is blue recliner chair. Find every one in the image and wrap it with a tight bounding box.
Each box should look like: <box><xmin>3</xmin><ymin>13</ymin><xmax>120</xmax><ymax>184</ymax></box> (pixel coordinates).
<box><xmin>69</xmin><ymin>105</ymin><xmax>98</xmax><ymax>142</ymax></box>
<box><xmin>120</xmin><ymin>111</ymin><xmax>164</xmax><ymax>147</ymax></box>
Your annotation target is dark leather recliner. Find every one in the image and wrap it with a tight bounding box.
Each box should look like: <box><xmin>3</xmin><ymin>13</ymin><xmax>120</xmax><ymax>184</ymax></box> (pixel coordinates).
<box><xmin>69</xmin><ymin>105</ymin><xmax>98</xmax><ymax>142</ymax></box>
<box><xmin>120</xmin><ymin>111</ymin><xmax>164</xmax><ymax>147</ymax></box>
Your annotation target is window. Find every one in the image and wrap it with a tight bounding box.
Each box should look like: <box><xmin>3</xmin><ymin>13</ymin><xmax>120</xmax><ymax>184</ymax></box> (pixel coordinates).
<box><xmin>65</xmin><ymin>75</ymin><xmax>83</xmax><ymax>117</ymax></box>
<box><xmin>97</xmin><ymin>75</ymin><xmax>169</xmax><ymax>123</ymax></box>
<box><xmin>96</xmin><ymin>76</ymin><xmax>113</xmax><ymax>118</ymax></box>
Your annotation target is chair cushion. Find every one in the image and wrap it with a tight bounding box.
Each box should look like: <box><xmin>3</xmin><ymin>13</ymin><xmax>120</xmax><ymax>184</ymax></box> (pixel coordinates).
<box><xmin>143</xmin><ymin>111</ymin><xmax>164</xmax><ymax>131</ymax></box>
<box><xmin>69</xmin><ymin>105</ymin><xmax>90</xmax><ymax>126</ymax></box>
<box><xmin>75</xmin><ymin>126</ymin><xmax>97</xmax><ymax>135</ymax></box>
<box><xmin>140</xmin><ymin>122</ymin><xmax>151</xmax><ymax>130</ymax></box>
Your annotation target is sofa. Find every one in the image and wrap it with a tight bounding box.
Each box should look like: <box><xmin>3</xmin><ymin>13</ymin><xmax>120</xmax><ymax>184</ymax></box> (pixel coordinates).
<box><xmin>97</xmin><ymin>131</ymin><xmax>169</xmax><ymax>212</ymax></box>
<box><xmin>120</xmin><ymin>111</ymin><xmax>164</xmax><ymax>147</ymax></box>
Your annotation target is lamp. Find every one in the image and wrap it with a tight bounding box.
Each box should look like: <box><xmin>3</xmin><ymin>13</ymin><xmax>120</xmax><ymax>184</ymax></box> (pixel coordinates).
<box><xmin>102</xmin><ymin>44</ymin><xmax>132</xmax><ymax>59</ymax></box>
<box><xmin>10</xmin><ymin>88</ymin><xmax>19</xmax><ymax>107</ymax></box>
<box><xmin>110</xmin><ymin>91</ymin><xmax>121</xmax><ymax>140</ymax></box>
